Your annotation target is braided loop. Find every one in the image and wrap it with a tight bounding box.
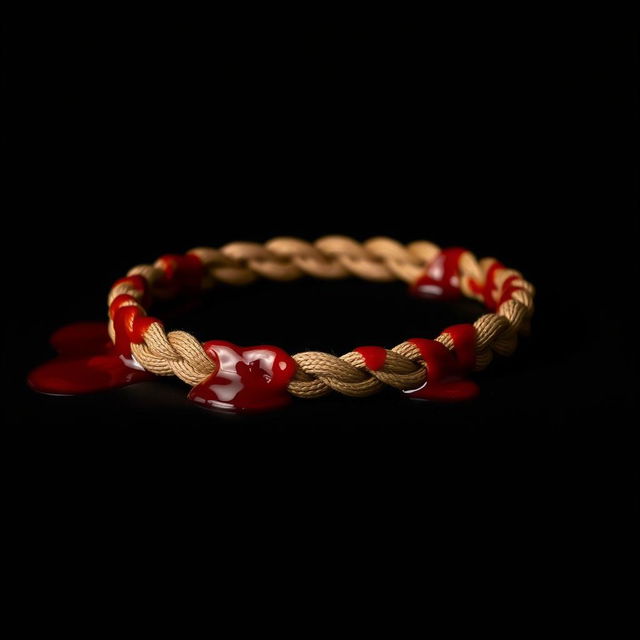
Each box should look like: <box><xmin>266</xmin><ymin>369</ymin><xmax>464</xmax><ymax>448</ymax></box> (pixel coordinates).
<box><xmin>107</xmin><ymin>236</ymin><xmax>535</xmax><ymax>398</ymax></box>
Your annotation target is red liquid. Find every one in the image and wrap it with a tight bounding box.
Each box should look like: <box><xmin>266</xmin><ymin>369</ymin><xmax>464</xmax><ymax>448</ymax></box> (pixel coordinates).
<box><xmin>188</xmin><ymin>341</ymin><xmax>297</xmax><ymax>412</ymax></box>
<box><xmin>113</xmin><ymin>275</ymin><xmax>147</xmax><ymax>293</ymax></box>
<box><xmin>407</xmin><ymin>338</ymin><xmax>454</xmax><ymax>382</ymax></box>
<box><xmin>155</xmin><ymin>253</ymin><xmax>204</xmax><ymax>294</ymax></box>
<box><xmin>28</xmin><ymin>322</ymin><xmax>154</xmax><ymax>395</ymax></box>
<box><xmin>112</xmin><ymin>275</ymin><xmax>150</xmax><ymax>307</ymax></box>
<box><xmin>50</xmin><ymin>322</ymin><xmax>112</xmax><ymax>356</ymax></box>
<box><xmin>405</xmin><ymin>323</ymin><xmax>479</xmax><ymax>402</ymax></box>
<box><xmin>108</xmin><ymin>294</ymin><xmax>138</xmax><ymax>318</ymax></box>
<box><xmin>112</xmin><ymin>306</ymin><xmax>142</xmax><ymax>357</ymax></box>
<box><xmin>468</xmin><ymin>261</ymin><xmax>504</xmax><ymax>309</ymax></box>
<box><xmin>496</xmin><ymin>274</ymin><xmax>524</xmax><ymax>307</ymax></box>
<box><xmin>442</xmin><ymin>323</ymin><xmax>476</xmax><ymax>373</ymax></box>
<box><xmin>29</xmin><ymin>241</ymin><xmax>491</xmax><ymax>408</ymax></box>
<box><xmin>354</xmin><ymin>346</ymin><xmax>387</xmax><ymax>371</ymax></box>
<box><xmin>468</xmin><ymin>262</ymin><xmax>524</xmax><ymax>310</ymax></box>
<box><xmin>405</xmin><ymin>379</ymin><xmax>480</xmax><ymax>402</ymax></box>
<box><xmin>411</xmin><ymin>248</ymin><xmax>466</xmax><ymax>301</ymax></box>
<box><xmin>130</xmin><ymin>316</ymin><xmax>162</xmax><ymax>344</ymax></box>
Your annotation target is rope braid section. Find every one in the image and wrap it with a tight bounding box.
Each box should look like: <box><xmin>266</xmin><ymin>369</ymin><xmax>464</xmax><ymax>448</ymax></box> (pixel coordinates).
<box><xmin>106</xmin><ymin>236</ymin><xmax>535</xmax><ymax>403</ymax></box>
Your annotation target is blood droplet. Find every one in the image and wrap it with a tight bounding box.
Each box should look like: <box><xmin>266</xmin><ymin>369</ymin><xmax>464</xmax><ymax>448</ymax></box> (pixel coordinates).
<box><xmin>28</xmin><ymin>322</ymin><xmax>154</xmax><ymax>395</ymax></box>
<box><xmin>188</xmin><ymin>341</ymin><xmax>296</xmax><ymax>412</ymax></box>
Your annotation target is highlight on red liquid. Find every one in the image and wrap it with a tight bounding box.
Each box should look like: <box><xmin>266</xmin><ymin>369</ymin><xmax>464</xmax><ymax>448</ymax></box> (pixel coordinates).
<box><xmin>155</xmin><ymin>253</ymin><xmax>204</xmax><ymax>294</ymax></box>
<box><xmin>411</xmin><ymin>248</ymin><xmax>466</xmax><ymax>301</ymax></box>
<box><xmin>188</xmin><ymin>341</ymin><xmax>297</xmax><ymax>412</ymax></box>
<box><xmin>468</xmin><ymin>261</ymin><xmax>525</xmax><ymax>310</ymax></box>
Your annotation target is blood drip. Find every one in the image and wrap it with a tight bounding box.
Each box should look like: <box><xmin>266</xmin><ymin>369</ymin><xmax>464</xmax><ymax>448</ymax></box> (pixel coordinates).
<box><xmin>188</xmin><ymin>341</ymin><xmax>297</xmax><ymax>412</ymax></box>
<box><xmin>411</xmin><ymin>248</ymin><xmax>466</xmax><ymax>301</ymax></box>
<box><xmin>28</xmin><ymin>323</ymin><xmax>154</xmax><ymax>395</ymax></box>
<box><xmin>468</xmin><ymin>262</ymin><xmax>525</xmax><ymax>310</ymax></box>
<box><xmin>155</xmin><ymin>253</ymin><xmax>204</xmax><ymax>295</ymax></box>
<box><xmin>404</xmin><ymin>324</ymin><xmax>480</xmax><ymax>402</ymax></box>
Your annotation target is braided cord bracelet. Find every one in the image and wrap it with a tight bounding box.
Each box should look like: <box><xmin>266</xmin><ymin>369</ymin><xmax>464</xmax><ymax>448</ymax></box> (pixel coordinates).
<box><xmin>28</xmin><ymin>236</ymin><xmax>535</xmax><ymax>412</ymax></box>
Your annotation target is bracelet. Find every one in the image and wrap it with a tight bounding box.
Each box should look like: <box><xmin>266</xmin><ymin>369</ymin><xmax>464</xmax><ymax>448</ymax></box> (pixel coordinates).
<box><xmin>28</xmin><ymin>236</ymin><xmax>535</xmax><ymax>412</ymax></box>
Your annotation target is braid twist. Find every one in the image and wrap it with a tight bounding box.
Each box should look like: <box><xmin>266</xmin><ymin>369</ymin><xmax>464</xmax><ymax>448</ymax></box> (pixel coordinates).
<box><xmin>106</xmin><ymin>236</ymin><xmax>534</xmax><ymax>398</ymax></box>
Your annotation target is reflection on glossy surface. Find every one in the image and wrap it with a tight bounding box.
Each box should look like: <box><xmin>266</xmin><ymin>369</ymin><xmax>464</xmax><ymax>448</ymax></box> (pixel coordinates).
<box><xmin>188</xmin><ymin>341</ymin><xmax>297</xmax><ymax>412</ymax></box>
<box><xmin>411</xmin><ymin>248</ymin><xmax>466</xmax><ymax>301</ymax></box>
<box><xmin>112</xmin><ymin>305</ymin><xmax>142</xmax><ymax>357</ymax></box>
<box><xmin>404</xmin><ymin>323</ymin><xmax>480</xmax><ymax>402</ymax></box>
<box><xmin>28</xmin><ymin>322</ymin><xmax>154</xmax><ymax>395</ymax></box>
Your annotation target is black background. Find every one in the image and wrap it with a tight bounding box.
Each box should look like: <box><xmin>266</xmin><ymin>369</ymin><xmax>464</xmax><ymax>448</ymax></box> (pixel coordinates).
<box><xmin>3</xmin><ymin>18</ymin><xmax>638</xmax><ymax>531</ymax></box>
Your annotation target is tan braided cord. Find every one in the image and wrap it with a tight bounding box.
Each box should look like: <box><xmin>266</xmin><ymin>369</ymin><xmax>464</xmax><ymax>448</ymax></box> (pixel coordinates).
<box><xmin>108</xmin><ymin>236</ymin><xmax>535</xmax><ymax>398</ymax></box>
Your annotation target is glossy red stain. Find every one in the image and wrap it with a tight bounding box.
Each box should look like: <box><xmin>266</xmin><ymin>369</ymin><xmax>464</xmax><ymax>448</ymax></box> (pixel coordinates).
<box><xmin>404</xmin><ymin>323</ymin><xmax>479</xmax><ymax>402</ymax></box>
<box><xmin>354</xmin><ymin>346</ymin><xmax>387</xmax><ymax>371</ymax></box>
<box><xmin>112</xmin><ymin>305</ymin><xmax>143</xmax><ymax>357</ymax></box>
<box><xmin>496</xmin><ymin>274</ymin><xmax>524</xmax><ymax>307</ymax></box>
<box><xmin>411</xmin><ymin>248</ymin><xmax>466</xmax><ymax>301</ymax></box>
<box><xmin>108</xmin><ymin>294</ymin><xmax>138</xmax><ymax>319</ymax></box>
<box><xmin>155</xmin><ymin>253</ymin><xmax>204</xmax><ymax>294</ymax></box>
<box><xmin>113</xmin><ymin>275</ymin><xmax>147</xmax><ymax>293</ymax></box>
<box><xmin>130</xmin><ymin>316</ymin><xmax>162</xmax><ymax>344</ymax></box>
<box><xmin>28</xmin><ymin>323</ymin><xmax>154</xmax><ymax>395</ymax></box>
<box><xmin>442</xmin><ymin>323</ymin><xmax>476</xmax><ymax>373</ymax></box>
<box><xmin>188</xmin><ymin>341</ymin><xmax>297</xmax><ymax>412</ymax></box>
<box><xmin>408</xmin><ymin>379</ymin><xmax>479</xmax><ymax>402</ymax></box>
<box><xmin>112</xmin><ymin>275</ymin><xmax>150</xmax><ymax>307</ymax></box>
<box><xmin>468</xmin><ymin>260</ymin><xmax>504</xmax><ymax>309</ymax></box>
<box><xmin>49</xmin><ymin>322</ymin><xmax>112</xmax><ymax>356</ymax></box>
<box><xmin>107</xmin><ymin>295</ymin><xmax>161</xmax><ymax>346</ymax></box>
<box><xmin>468</xmin><ymin>262</ymin><xmax>525</xmax><ymax>310</ymax></box>
<box><xmin>407</xmin><ymin>338</ymin><xmax>455</xmax><ymax>382</ymax></box>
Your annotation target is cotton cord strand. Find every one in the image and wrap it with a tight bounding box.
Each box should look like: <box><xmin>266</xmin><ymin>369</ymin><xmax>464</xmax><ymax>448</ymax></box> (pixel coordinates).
<box><xmin>107</xmin><ymin>236</ymin><xmax>535</xmax><ymax>398</ymax></box>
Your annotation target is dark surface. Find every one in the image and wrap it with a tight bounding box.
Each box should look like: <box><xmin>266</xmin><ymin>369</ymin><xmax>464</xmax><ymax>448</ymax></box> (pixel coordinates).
<box><xmin>3</xmin><ymin>22</ymin><xmax>637</xmax><ymax>524</ymax></box>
